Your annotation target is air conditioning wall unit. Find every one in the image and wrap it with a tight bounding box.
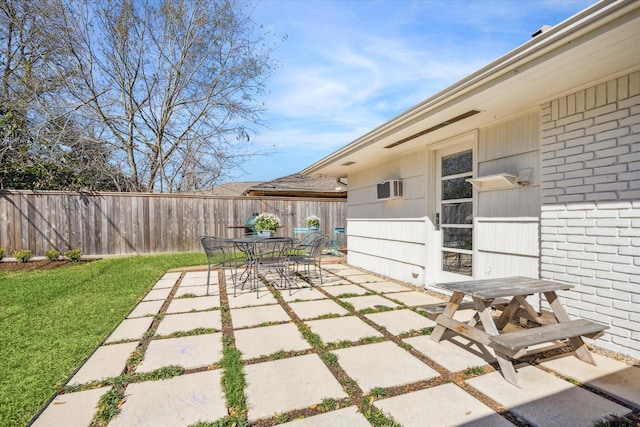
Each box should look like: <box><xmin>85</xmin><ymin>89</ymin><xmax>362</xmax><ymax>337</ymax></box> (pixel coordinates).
<box><xmin>377</xmin><ymin>179</ymin><xmax>403</xmax><ymax>200</ymax></box>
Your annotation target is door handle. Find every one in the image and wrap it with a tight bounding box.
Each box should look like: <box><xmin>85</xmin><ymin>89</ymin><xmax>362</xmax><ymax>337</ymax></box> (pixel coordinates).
<box><xmin>435</xmin><ymin>213</ymin><xmax>440</xmax><ymax>230</ymax></box>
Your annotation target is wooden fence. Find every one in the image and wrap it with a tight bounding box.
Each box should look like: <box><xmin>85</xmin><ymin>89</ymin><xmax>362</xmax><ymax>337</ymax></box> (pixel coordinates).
<box><xmin>0</xmin><ymin>190</ymin><xmax>347</xmax><ymax>257</ymax></box>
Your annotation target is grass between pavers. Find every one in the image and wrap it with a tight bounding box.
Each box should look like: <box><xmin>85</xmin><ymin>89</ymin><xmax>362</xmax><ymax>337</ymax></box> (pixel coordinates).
<box><xmin>0</xmin><ymin>253</ymin><xmax>205</xmax><ymax>427</ymax></box>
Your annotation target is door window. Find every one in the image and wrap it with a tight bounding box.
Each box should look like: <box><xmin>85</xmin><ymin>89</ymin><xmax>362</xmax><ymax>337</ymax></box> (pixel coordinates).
<box><xmin>440</xmin><ymin>149</ymin><xmax>473</xmax><ymax>276</ymax></box>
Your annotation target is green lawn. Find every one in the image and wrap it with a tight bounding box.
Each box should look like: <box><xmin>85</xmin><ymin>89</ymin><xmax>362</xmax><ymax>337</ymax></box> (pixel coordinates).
<box><xmin>0</xmin><ymin>253</ymin><xmax>205</xmax><ymax>427</ymax></box>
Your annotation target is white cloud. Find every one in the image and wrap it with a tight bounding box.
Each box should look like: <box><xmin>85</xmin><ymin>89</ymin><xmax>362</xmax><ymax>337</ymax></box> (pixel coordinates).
<box><xmin>240</xmin><ymin>0</ymin><xmax>596</xmax><ymax>182</ymax></box>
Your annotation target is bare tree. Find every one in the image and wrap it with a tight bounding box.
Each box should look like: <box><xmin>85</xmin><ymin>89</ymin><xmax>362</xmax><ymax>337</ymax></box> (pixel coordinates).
<box><xmin>60</xmin><ymin>0</ymin><xmax>278</xmax><ymax>192</ymax></box>
<box><xmin>0</xmin><ymin>0</ymin><xmax>129</xmax><ymax>190</ymax></box>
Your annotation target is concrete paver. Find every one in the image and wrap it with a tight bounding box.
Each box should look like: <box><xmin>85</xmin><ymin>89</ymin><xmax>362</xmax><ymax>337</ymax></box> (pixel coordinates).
<box><xmin>106</xmin><ymin>317</ymin><xmax>153</xmax><ymax>343</ymax></box>
<box><xmin>136</xmin><ymin>333</ymin><xmax>223</xmax><ymax>372</ymax></box>
<box><xmin>152</xmin><ymin>278</ymin><xmax>178</xmax><ymax>290</ymax></box>
<box><xmin>165</xmin><ymin>295</ymin><xmax>220</xmax><ymax>313</ymax></box>
<box><xmin>321</xmin><ymin>263</ymin><xmax>351</xmax><ymax>271</ymax></box>
<box><xmin>244</xmin><ymin>354</ymin><xmax>347</xmax><ymax>421</ymax></box>
<box><xmin>288</xmin><ymin>299</ymin><xmax>349</xmax><ymax>320</ymax></box>
<box><xmin>540</xmin><ymin>353</ymin><xmax>640</xmax><ymax>409</ymax></box>
<box><xmin>358</xmin><ymin>280</ymin><xmax>413</xmax><ymax>293</ymax></box>
<box><xmin>127</xmin><ymin>300</ymin><xmax>165</xmax><ymax>318</ymax></box>
<box><xmin>305</xmin><ymin>316</ymin><xmax>383</xmax><ymax>343</ymax></box>
<box><xmin>332</xmin><ymin>341</ymin><xmax>440</xmax><ymax>392</ymax></box>
<box><xmin>174</xmin><ymin>285</ymin><xmax>214</xmax><ymax>297</ymax></box>
<box><xmin>178</xmin><ymin>277</ymin><xmax>208</xmax><ymax>287</ymax></box>
<box><xmin>31</xmin><ymin>263</ymin><xmax>639</xmax><ymax>427</ymax></box>
<box><xmin>375</xmin><ymin>383</ymin><xmax>515</xmax><ymax>427</ymax></box>
<box><xmin>314</xmin><ymin>274</ymin><xmax>352</xmax><ymax>286</ymax></box>
<box><xmin>467</xmin><ymin>365</ymin><xmax>631</xmax><ymax>426</ymax></box>
<box><xmin>156</xmin><ymin>311</ymin><xmax>221</xmax><ymax>336</ymax></box>
<box><xmin>234</xmin><ymin>323</ymin><xmax>310</xmax><ymax>359</ymax></box>
<box><xmin>365</xmin><ymin>309</ymin><xmax>436</xmax><ymax>335</ymax></box>
<box><xmin>69</xmin><ymin>342</ymin><xmax>139</xmax><ymax>385</ymax></box>
<box><xmin>183</xmin><ymin>271</ymin><xmax>208</xmax><ymax>278</ymax></box>
<box><xmin>279</xmin><ymin>287</ymin><xmax>327</xmax><ymax>302</ymax></box>
<box><xmin>404</xmin><ymin>334</ymin><xmax>495</xmax><ymax>372</ymax></box>
<box><xmin>227</xmin><ymin>289</ymin><xmax>278</xmax><ymax>307</ymax></box>
<box><xmin>231</xmin><ymin>304</ymin><xmax>291</xmax><ymax>329</ymax></box>
<box><xmin>32</xmin><ymin>386</ymin><xmax>112</xmax><ymax>427</ymax></box>
<box><xmin>342</xmin><ymin>294</ymin><xmax>400</xmax><ymax>311</ymax></box>
<box><xmin>333</xmin><ymin>268</ymin><xmax>367</xmax><ymax>276</ymax></box>
<box><xmin>278</xmin><ymin>406</ymin><xmax>371</xmax><ymax>426</ymax></box>
<box><xmin>180</xmin><ymin>275</ymin><xmax>208</xmax><ymax>286</ymax></box>
<box><xmin>385</xmin><ymin>290</ymin><xmax>444</xmax><ymax>307</ymax></box>
<box><xmin>143</xmin><ymin>287</ymin><xmax>173</xmax><ymax>301</ymax></box>
<box><xmin>322</xmin><ymin>283</ymin><xmax>370</xmax><ymax>297</ymax></box>
<box><xmin>110</xmin><ymin>370</ymin><xmax>227</xmax><ymax>427</ymax></box>
<box><xmin>346</xmin><ymin>274</ymin><xmax>386</xmax><ymax>283</ymax></box>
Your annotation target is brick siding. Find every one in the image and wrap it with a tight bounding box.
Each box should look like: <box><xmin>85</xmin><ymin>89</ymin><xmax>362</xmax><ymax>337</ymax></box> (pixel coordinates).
<box><xmin>540</xmin><ymin>71</ymin><xmax>640</xmax><ymax>359</ymax></box>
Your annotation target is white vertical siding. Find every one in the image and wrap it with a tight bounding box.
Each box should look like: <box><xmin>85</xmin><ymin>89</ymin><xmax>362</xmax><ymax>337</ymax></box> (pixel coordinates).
<box><xmin>476</xmin><ymin>111</ymin><xmax>541</xmax><ymax>218</ymax></box>
<box><xmin>347</xmin><ymin>218</ymin><xmax>426</xmax><ymax>286</ymax></box>
<box><xmin>472</xmin><ymin>112</ymin><xmax>542</xmax><ymax>281</ymax></box>
<box><xmin>348</xmin><ymin>147</ymin><xmax>427</xmax><ymax>219</ymax></box>
<box><xmin>475</xmin><ymin>217</ymin><xmax>540</xmax><ymax>279</ymax></box>
<box><xmin>478</xmin><ymin>110</ymin><xmax>540</xmax><ymax>161</ymax></box>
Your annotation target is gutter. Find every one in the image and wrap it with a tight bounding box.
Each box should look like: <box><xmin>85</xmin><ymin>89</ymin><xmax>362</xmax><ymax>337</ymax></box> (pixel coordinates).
<box><xmin>301</xmin><ymin>0</ymin><xmax>634</xmax><ymax>175</ymax></box>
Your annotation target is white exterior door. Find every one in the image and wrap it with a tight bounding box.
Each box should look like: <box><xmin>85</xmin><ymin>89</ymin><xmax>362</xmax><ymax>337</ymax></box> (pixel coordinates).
<box><xmin>435</xmin><ymin>141</ymin><xmax>474</xmax><ymax>283</ymax></box>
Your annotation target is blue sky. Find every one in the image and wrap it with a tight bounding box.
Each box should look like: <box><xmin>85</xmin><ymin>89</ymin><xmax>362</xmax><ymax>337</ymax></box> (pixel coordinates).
<box><xmin>231</xmin><ymin>0</ymin><xmax>594</xmax><ymax>183</ymax></box>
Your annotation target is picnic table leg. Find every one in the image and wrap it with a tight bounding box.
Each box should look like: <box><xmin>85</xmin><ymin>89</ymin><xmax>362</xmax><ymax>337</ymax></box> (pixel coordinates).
<box><xmin>474</xmin><ymin>297</ymin><xmax>521</xmax><ymax>387</ymax></box>
<box><xmin>494</xmin><ymin>297</ymin><xmax>521</xmax><ymax>330</ymax></box>
<box><xmin>544</xmin><ymin>291</ymin><xmax>597</xmax><ymax>365</ymax></box>
<box><xmin>431</xmin><ymin>291</ymin><xmax>464</xmax><ymax>342</ymax></box>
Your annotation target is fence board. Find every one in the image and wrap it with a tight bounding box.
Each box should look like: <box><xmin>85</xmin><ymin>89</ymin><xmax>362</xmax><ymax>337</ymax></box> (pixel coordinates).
<box><xmin>0</xmin><ymin>190</ymin><xmax>346</xmax><ymax>257</ymax></box>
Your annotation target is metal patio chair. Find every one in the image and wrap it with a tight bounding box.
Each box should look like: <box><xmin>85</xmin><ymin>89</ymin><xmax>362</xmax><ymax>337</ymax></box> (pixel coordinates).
<box><xmin>253</xmin><ymin>237</ymin><xmax>297</xmax><ymax>294</ymax></box>
<box><xmin>200</xmin><ymin>236</ymin><xmax>243</xmax><ymax>295</ymax></box>
<box><xmin>325</xmin><ymin>227</ymin><xmax>345</xmax><ymax>256</ymax></box>
<box><xmin>292</xmin><ymin>230</ymin><xmax>322</xmax><ymax>249</ymax></box>
<box><xmin>292</xmin><ymin>234</ymin><xmax>328</xmax><ymax>285</ymax></box>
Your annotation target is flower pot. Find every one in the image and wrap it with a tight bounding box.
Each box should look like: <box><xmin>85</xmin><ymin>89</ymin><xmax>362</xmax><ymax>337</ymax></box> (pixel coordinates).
<box><xmin>257</xmin><ymin>230</ymin><xmax>273</xmax><ymax>237</ymax></box>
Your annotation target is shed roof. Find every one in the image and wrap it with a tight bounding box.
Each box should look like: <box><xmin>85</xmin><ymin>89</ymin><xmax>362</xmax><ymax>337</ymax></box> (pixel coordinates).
<box><xmin>192</xmin><ymin>181</ymin><xmax>261</xmax><ymax>196</ymax></box>
<box><xmin>243</xmin><ymin>173</ymin><xmax>347</xmax><ymax>198</ymax></box>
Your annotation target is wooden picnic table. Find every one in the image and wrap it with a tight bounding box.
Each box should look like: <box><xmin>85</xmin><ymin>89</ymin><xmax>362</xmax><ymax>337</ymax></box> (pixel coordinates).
<box><xmin>430</xmin><ymin>276</ymin><xmax>608</xmax><ymax>387</ymax></box>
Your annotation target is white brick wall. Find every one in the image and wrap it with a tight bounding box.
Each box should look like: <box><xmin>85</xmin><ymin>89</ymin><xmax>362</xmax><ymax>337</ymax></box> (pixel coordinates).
<box><xmin>540</xmin><ymin>71</ymin><xmax>640</xmax><ymax>359</ymax></box>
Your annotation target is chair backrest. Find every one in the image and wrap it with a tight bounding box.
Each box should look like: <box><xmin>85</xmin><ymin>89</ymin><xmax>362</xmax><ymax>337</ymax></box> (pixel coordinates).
<box><xmin>308</xmin><ymin>234</ymin><xmax>328</xmax><ymax>257</ymax></box>
<box><xmin>296</xmin><ymin>231</ymin><xmax>323</xmax><ymax>249</ymax></box>
<box><xmin>199</xmin><ymin>236</ymin><xmax>236</xmax><ymax>267</ymax></box>
<box><xmin>254</xmin><ymin>237</ymin><xmax>294</xmax><ymax>264</ymax></box>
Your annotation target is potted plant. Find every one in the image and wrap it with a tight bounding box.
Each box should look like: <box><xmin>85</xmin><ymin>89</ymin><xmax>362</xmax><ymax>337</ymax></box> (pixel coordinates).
<box><xmin>305</xmin><ymin>215</ymin><xmax>320</xmax><ymax>230</ymax></box>
<box><xmin>254</xmin><ymin>213</ymin><xmax>281</xmax><ymax>237</ymax></box>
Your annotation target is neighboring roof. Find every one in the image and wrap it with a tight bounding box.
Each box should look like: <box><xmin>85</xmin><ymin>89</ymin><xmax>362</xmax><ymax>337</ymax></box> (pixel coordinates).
<box><xmin>302</xmin><ymin>0</ymin><xmax>640</xmax><ymax>178</ymax></box>
<box><xmin>242</xmin><ymin>173</ymin><xmax>347</xmax><ymax>198</ymax></box>
<box><xmin>195</xmin><ymin>181</ymin><xmax>262</xmax><ymax>196</ymax></box>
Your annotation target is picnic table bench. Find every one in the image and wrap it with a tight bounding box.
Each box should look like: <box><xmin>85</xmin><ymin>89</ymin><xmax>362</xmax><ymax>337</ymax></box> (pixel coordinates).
<box><xmin>418</xmin><ymin>298</ymin><xmax>510</xmax><ymax>319</ymax></box>
<box><xmin>430</xmin><ymin>276</ymin><xmax>608</xmax><ymax>387</ymax></box>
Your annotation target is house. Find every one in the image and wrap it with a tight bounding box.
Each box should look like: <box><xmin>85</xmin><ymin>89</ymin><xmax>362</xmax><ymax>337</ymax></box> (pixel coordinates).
<box><xmin>199</xmin><ymin>181</ymin><xmax>262</xmax><ymax>196</ymax></box>
<box><xmin>302</xmin><ymin>0</ymin><xmax>640</xmax><ymax>359</ymax></box>
<box><xmin>242</xmin><ymin>173</ymin><xmax>347</xmax><ymax>198</ymax></box>
<box><xmin>194</xmin><ymin>174</ymin><xmax>347</xmax><ymax>198</ymax></box>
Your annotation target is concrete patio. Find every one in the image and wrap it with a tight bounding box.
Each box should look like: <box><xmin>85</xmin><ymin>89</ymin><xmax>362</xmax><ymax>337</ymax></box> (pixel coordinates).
<box><xmin>33</xmin><ymin>262</ymin><xmax>640</xmax><ymax>426</ymax></box>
